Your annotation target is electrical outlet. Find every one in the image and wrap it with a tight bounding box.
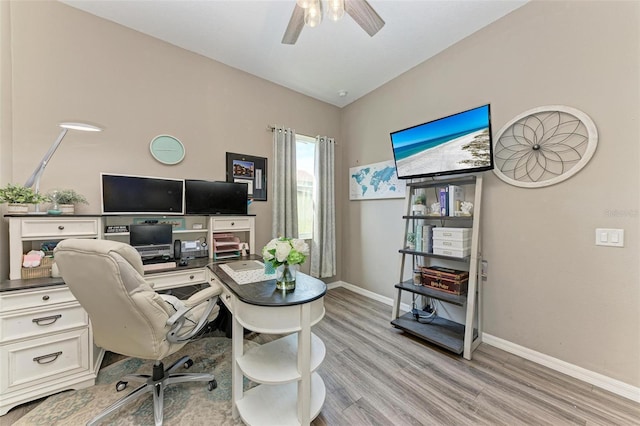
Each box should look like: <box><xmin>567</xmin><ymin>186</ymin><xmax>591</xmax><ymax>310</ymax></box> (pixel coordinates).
<box><xmin>481</xmin><ymin>260</ymin><xmax>488</xmax><ymax>278</ymax></box>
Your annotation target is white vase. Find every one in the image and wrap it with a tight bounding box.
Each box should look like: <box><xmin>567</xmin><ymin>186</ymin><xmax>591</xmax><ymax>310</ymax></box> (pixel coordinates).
<box><xmin>275</xmin><ymin>264</ymin><xmax>298</xmax><ymax>291</ymax></box>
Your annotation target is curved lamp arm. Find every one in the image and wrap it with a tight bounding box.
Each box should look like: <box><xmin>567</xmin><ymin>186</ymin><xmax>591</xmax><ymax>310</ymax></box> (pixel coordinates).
<box><xmin>24</xmin><ymin>122</ymin><xmax>102</xmax><ymax>206</ymax></box>
<box><xmin>24</xmin><ymin>128</ymin><xmax>68</xmax><ymax>194</ymax></box>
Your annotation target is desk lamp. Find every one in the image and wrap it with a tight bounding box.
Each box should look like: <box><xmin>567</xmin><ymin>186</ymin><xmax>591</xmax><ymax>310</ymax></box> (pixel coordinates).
<box><xmin>24</xmin><ymin>122</ymin><xmax>102</xmax><ymax>214</ymax></box>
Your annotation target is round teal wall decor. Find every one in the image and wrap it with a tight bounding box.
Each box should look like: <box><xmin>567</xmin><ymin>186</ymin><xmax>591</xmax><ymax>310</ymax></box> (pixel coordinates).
<box><xmin>149</xmin><ymin>135</ymin><xmax>185</xmax><ymax>165</ymax></box>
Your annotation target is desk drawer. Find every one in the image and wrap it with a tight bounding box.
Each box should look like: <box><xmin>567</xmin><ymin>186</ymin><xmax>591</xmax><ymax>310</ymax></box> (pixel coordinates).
<box><xmin>0</xmin><ymin>287</ymin><xmax>76</xmax><ymax>313</ymax></box>
<box><xmin>211</xmin><ymin>217</ymin><xmax>251</xmax><ymax>232</ymax></box>
<box><xmin>0</xmin><ymin>303</ymin><xmax>87</xmax><ymax>343</ymax></box>
<box><xmin>20</xmin><ymin>218</ymin><xmax>99</xmax><ymax>239</ymax></box>
<box><xmin>147</xmin><ymin>269</ymin><xmax>207</xmax><ymax>291</ymax></box>
<box><xmin>0</xmin><ymin>328</ymin><xmax>90</xmax><ymax>394</ymax></box>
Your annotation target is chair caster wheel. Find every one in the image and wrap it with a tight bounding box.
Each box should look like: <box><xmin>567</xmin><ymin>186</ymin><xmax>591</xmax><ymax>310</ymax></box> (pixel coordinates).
<box><xmin>208</xmin><ymin>380</ymin><xmax>217</xmax><ymax>391</ymax></box>
<box><xmin>116</xmin><ymin>381</ymin><xmax>128</xmax><ymax>392</ymax></box>
<box><xmin>184</xmin><ymin>359</ymin><xmax>194</xmax><ymax>369</ymax></box>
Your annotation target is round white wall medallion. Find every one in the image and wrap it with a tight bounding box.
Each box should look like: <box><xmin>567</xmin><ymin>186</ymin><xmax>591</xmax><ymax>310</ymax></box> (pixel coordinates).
<box><xmin>150</xmin><ymin>135</ymin><xmax>185</xmax><ymax>165</ymax></box>
<box><xmin>493</xmin><ymin>105</ymin><xmax>598</xmax><ymax>188</ymax></box>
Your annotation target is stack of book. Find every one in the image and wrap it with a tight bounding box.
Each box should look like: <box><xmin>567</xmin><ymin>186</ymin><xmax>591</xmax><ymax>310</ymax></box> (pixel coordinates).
<box><xmin>438</xmin><ymin>184</ymin><xmax>465</xmax><ymax>216</ymax></box>
<box><xmin>414</xmin><ymin>223</ymin><xmax>433</xmax><ymax>253</ymax></box>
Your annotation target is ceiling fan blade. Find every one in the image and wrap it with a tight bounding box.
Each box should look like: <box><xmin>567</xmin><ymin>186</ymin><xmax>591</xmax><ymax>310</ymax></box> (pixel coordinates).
<box><xmin>345</xmin><ymin>0</ymin><xmax>385</xmax><ymax>37</ymax></box>
<box><xmin>282</xmin><ymin>4</ymin><xmax>305</xmax><ymax>45</ymax></box>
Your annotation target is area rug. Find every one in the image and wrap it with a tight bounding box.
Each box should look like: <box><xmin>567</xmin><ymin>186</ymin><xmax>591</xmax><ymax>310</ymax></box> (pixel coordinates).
<box><xmin>15</xmin><ymin>337</ymin><xmax>258</xmax><ymax>426</ymax></box>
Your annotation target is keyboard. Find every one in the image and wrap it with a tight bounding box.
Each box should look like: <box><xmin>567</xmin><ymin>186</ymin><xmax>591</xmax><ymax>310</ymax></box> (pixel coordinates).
<box><xmin>143</xmin><ymin>261</ymin><xmax>177</xmax><ymax>272</ymax></box>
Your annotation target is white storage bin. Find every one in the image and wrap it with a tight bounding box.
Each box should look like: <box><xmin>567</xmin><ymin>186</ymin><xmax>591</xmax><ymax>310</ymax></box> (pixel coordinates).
<box><xmin>433</xmin><ymin>246</ymin><xmax>471</xmax><ymax>258</ymax></box>
<box><xmin>432</xmin><ymin>227</ymin><xmax>472</xmax><ymax>241</ymax></box>
<box><xmin>431</xmin><ymin>238</ymin><xmax>471</xmax><ymax>250</ymax></box>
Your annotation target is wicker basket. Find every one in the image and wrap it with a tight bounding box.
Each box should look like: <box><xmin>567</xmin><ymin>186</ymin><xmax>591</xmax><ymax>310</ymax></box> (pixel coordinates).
<box><xmin>21</xmin><ymin>256</ymin><xmax>54</xmax><ymax>279</ymax></box>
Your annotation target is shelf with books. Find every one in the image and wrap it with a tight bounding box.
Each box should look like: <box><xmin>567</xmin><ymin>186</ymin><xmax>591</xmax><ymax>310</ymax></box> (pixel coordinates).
<box><xmin>393</xmin><ymin>175</ymin><xmax>483</xmax><ymax>360</ymax></box>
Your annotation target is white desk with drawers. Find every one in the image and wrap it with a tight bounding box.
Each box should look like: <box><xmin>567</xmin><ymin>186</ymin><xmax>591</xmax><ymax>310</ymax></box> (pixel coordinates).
<box><xmin>0</xmin><ymin>214</ymin><xmax>254</xmax><ymax>416</ymax></box>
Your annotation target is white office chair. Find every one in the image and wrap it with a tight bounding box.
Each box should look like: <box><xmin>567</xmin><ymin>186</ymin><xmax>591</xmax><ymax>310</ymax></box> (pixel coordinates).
<box><xmin>54</xmin><ymin>239</ymin><xmax>222</xmax><ymax>426</ymax></box>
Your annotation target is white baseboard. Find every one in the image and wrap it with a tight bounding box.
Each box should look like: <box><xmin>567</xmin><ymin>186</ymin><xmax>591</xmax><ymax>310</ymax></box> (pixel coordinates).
<box><xmin>329</xmin><ymin>281</ymin><xmax>640</xmax><ymax>403</ymax></box>
<box><xmin>482</xmin><ymin>333</ymin><xmax>640</xmax><ymax>403</ymax></box>
<box><xmin>327</xmin><ymin>281</ymin><xmax>411</xmax><ymax>311</ymax></box>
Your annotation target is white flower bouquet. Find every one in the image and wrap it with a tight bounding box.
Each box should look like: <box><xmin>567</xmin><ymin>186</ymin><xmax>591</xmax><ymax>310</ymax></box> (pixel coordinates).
<box><xmin>262</xmin><ymin>237</ymin><xmax>309</xmax><ymax>267</ymax></box>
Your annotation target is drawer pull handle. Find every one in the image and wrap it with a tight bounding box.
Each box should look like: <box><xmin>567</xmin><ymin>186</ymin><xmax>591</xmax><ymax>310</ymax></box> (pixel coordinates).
<box><xmin>225</xmin><ymin>294</ymin><xmax>231</xmax><ymax>300</ymax></box>
<box><xmin>189</xmin><ymin>275</ymin><xmax>195</xmax><ymax>280</ymax></box>
<box><xmin>42</xmin><ymin>295</ymin><xmax>50</xmax><ymax>301</ymax></box>
<box><xmin>231</xmin><ymin>222</ymin><xmax>234</xmax><ymax>226</ymax></box>
<box><xmin>32</xmin><ymin>314</ymin><xmax>62</xmax><ymax>326</ymax></box>
<box><xmin>33</xmin><ymin>351</ymin><xmax>62</xmax><ymax>364</ymax></box>
<box><xmin>58</xmin><ymin>225</ymin><xmax>65</xmax><ymax>230</ymax></box>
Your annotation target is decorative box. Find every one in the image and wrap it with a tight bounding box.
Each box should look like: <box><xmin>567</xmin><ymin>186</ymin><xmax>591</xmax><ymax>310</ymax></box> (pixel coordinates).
<box><xmin>421</xmin><ymin>266</ymin><xmax>469</xmax><ymax>295</ymax></box>
<box><xmin>432</xmin><ymin>227</ymin><xmax>472</xmax><ymax>241</ymax></box>
<box><xmin>432</xmin><ymin>246</ymin><xmax>472</xmax><ymax>258</ymax></box>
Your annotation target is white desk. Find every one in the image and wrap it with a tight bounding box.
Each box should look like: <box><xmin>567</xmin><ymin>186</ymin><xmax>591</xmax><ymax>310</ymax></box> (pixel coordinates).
<box><xmin>209</xmin><ymin>263</ymin><xmax>327</xmax><ymax>426</ymax></box>
<box><xmin>0</xmin><ymin>260</ymin><xmax>211</xmax><ymax>416</ymax></box>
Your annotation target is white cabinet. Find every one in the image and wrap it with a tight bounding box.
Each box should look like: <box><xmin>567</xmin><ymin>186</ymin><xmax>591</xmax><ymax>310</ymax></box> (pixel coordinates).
<box><xmin>0</xmin><ymin>286</ymin><xmax>100</xmax><ymax>416</ymax></box>
<box><xmin>8</xmin><ymin>216</ymin><xmax>101</xmax><ymax>280</ymax></box>
<box><xmin>391</xmin><ymin>175</ymin><xmax>483</xmax><ymax>360</ymax></box>
<box><xmin>211</xmin><ymin>216</ymin><xmax>255</xmax><ymax>260</ymax></box>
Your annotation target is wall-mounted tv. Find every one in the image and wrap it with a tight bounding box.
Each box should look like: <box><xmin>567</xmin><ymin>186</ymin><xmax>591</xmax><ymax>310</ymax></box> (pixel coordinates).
<box><xmin>101</xmin><ymin>173</ymin><xmax>185</xmax><ymax>215</ymax></box>
<box><xmin>390</xmin><ymin>104</ymin><xmax>494</xmax><ymax>179</ymax></box>
<box><xmin>185</xmin><ymin>180</ymin><xmax>248</xmax><ymax>215</ymax></box>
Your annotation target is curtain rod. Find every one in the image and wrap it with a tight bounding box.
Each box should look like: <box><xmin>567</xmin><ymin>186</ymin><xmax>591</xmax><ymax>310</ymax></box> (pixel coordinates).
<box><xmin>266</xmin><ymin>125</ymin><xmax>337</xmax><ymax>144</ymax></box>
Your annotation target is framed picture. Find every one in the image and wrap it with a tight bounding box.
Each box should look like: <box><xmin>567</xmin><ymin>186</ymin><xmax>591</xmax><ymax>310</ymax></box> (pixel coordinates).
<box><xmin>226</xmin><ymin>152</ymin><xmax>267</xmax><ymax>201</ymax></box>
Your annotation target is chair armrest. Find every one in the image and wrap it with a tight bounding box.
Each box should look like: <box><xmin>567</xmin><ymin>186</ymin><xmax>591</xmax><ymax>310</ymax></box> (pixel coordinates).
<box><xmin>165</xmin><ymin>283</ymin><xmax>221</xmax><ymax>343</ymax></box>
<box><xmin>183</xmin><ymin>282</ymin><xmax>222</xmax><ymax>308</ymax></box>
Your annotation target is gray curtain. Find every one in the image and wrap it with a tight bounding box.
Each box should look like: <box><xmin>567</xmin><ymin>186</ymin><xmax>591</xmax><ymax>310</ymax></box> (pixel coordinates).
<box><xmin>310</xmin><ymin>136</ymin><xmax>336</xmax><ymax>278</ymax></box>
<box><xmin>272</xmin><ymin>126</ymin><xmax>298</xmax><ymax>238</ymax></box>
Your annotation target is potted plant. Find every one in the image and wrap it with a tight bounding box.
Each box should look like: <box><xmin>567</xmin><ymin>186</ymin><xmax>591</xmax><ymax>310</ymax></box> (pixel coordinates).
<box><xmin>406</xmin><ymin>232</ymin><xmax>416</xmax><ymax>250</ymax></box>
<box><xmin>412</xmin><ymin>193</ymin><xmax>427</xmax><ymax>215</ymax></box>
<box><xmin>48</xmin><ymin>189</ymin><xmax>88</xmax><ymax>214</ymax></box>
<box><xmin>0</xmin><ymin>184</ymin><xmax>49</xmax><ymax>214</ymax></box>
<box><xmin>262</xmin><ymin>237</ymin><xmax>310</xmax><ymax>291</ymax></box>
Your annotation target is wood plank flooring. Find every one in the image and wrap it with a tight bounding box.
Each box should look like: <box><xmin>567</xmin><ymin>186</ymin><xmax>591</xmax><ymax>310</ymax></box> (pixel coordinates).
<box><xmin>307</xmin><ymin>287</ymin><xmax>640</xmax><ymax>425</ymax></box>
<box><xmin>4</xmin><ymin>286</ymin><xmax>639</xmax><ymax>425</ymax></box>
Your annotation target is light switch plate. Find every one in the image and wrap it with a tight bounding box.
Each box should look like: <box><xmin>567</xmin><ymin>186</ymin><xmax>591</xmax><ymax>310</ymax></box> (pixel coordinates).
<box><xmin>595</xmin><ymin>228</ymin><xmax>624</xmax><ymax>247</ymax></box>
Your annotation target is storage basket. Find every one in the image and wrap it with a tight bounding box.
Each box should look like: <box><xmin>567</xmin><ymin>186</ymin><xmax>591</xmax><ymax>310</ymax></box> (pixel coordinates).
<box><xmin>21</xmin><ymin>256</ymin><xmax>54</xmax><ymax>279</ymax></box>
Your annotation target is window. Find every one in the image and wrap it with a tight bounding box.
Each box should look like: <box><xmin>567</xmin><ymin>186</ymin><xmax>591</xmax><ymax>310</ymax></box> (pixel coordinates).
<box><xmin>296</xmin><ymin>135</ymin><xmax>316</xmax><ymax>239</ymax></box>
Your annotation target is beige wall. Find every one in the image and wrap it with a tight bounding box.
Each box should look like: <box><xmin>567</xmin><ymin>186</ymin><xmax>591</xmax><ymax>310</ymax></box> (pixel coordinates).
<box><xmin>342</xmin><ymin>0</ymin><xmax>639</xmax><ymax>387</ymax></box>
<box><xmin>1</xmin><ymin>1</ymin><xmax>342</xmax><ymax>280</ymax></box>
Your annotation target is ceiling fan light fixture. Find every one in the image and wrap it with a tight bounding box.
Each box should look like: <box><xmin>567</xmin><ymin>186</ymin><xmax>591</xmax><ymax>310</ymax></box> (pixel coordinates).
<box><xmin>304</xmin><ymin>0</ymin><xmax>323</xmax><ymax>28</ymax></box>
<box><xmin>327</xmin><ymin>0</ymin><xmax>345</xmax><ymax>21</ymax></box>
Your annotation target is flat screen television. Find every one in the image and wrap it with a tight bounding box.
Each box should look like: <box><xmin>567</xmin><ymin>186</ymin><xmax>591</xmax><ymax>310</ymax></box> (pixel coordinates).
<box><xmin>185</xmin><ymin>180</ymin><xmax>248</xmax><ymax>215</ymax></box>
<box><xmin>101</xmin><ymin>173</ymin><xmax>185</xmax><ymax>215</ymax></box>
<box><xmin>390</xmin><ymin>104</ymin><xmax>494</xmax><ymax>179</ymax></box>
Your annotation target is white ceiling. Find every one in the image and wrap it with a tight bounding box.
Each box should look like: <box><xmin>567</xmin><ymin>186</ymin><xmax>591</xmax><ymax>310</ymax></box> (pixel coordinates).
<box><xmin>60</xmin><ymin>0</ymin><xmax>528</xmax><ymax>108</ymax></box>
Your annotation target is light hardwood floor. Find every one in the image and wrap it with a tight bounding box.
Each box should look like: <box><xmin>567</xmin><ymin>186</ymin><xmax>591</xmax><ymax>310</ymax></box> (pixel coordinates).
<box><xmin>4</xmin><ymin>287</ymin><xmax>640</xmax><ymax>425</ymax></box>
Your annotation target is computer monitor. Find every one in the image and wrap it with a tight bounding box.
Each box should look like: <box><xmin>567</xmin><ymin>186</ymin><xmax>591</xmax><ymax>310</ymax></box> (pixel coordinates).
<box><xmin>129</xmin><ymin>224</ymin><xmax>173</xmax><ymax>259</ymax></box>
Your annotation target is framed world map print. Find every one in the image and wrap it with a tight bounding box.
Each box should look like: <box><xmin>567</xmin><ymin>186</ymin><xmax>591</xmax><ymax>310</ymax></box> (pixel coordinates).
<box><xmin>349</xmin><ymin>160</ymin><xmax>406</xmax><ymax>200</ymax></box>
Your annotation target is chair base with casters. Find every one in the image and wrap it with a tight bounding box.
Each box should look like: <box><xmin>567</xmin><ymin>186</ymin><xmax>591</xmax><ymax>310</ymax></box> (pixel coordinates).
<box><xmin>88</xmin><ymin>355</ymin><xmax>217</xmax><ymax>426</ymax></box>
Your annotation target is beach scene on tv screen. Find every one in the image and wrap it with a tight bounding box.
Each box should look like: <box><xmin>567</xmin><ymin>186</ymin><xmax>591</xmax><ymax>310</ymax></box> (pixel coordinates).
<box><xmin>392</xmin><ymin>105</ymin><xmax>492</xmax><ymax>178</ymax></box>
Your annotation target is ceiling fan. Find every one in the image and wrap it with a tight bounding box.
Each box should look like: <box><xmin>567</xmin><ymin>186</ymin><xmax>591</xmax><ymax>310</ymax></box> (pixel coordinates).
<box><xmin>282</xmin><ymin>0</ymin><xmax>385</xmax><ymax>45</ymax></box>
